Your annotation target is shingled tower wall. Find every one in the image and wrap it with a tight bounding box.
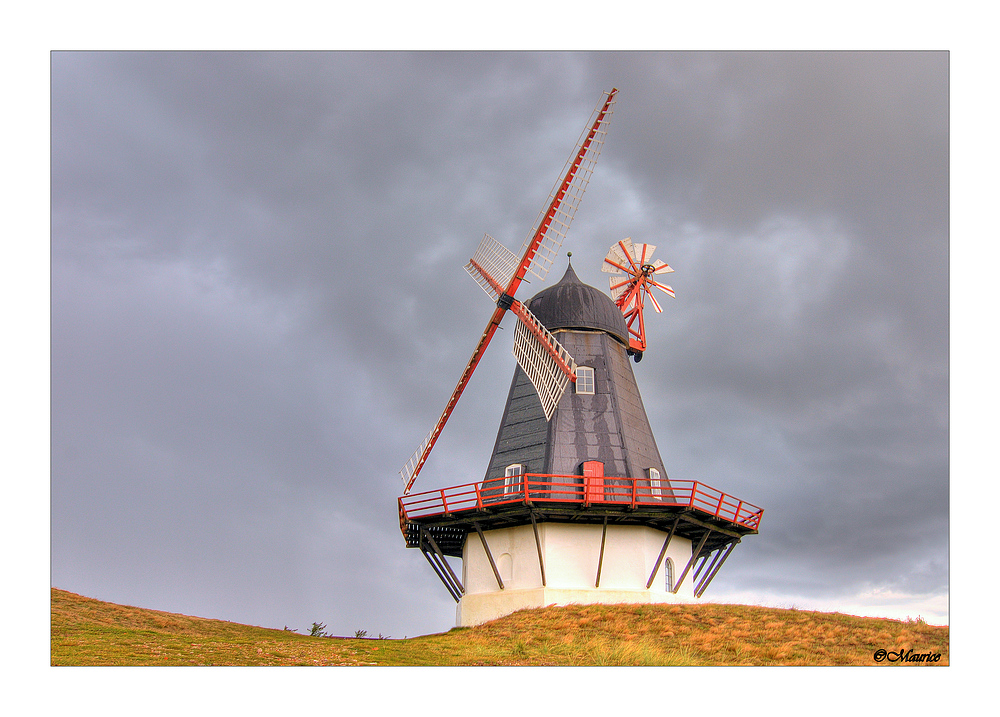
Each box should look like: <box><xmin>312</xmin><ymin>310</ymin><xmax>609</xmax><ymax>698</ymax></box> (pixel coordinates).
<box><xmin>483</xmin><ymin>262</ymin><xmax>670</xmax><ymax>492</ymax></box>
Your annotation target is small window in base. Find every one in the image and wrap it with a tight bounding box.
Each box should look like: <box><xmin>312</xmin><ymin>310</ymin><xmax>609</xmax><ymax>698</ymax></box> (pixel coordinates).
<box><xmin>503</xmin><ymin>464</ymin><xmax>524</xmax><ymax>495</ymax></box>
<box><xmin>649</xmin><ymin>467</ymin><xmax>663</xmax><ymax>498</ymax></box>
<box><xmin>576</xmin><ymin>366</ymin><xmax>595</xmax><ymax>394</ymax></box>
<box><xmin>665</xmin><ymin>557</ymin><xmax>675</xmax><ymax>592</ymax></box>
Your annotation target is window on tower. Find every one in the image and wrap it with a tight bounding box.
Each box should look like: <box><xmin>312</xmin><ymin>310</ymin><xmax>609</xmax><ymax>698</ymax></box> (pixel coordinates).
<box><xmin>665</xmin><ymin>558</ymin><xmax>675</xmax><ymax>592</ymax></box>
<box><xmin>649</xmin><ymin>467</ymin><xmax>663</xmax><ymax>498</ymax></box>
<box><xmin>503</xmin><ymin>464</ymin><xmax>524</xmax><ymax>496</ymax></box>
<box><xmin>576</xmin><ymin>366</ymin><xmax>595</xmax><ymax>394</ymax></box>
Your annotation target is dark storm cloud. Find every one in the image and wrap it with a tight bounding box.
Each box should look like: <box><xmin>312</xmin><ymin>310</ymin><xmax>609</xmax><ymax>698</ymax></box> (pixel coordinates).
<box><xmin>50</xmin><ymin>50</ymin><xmax>948</xmax><ymax>635</ymax></box>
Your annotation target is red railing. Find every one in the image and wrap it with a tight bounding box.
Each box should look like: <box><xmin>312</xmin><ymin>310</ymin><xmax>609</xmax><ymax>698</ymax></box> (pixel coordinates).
<box><xmin>399</xmin><ymin>474</ymin><xmax>763</xmax><ymax>531</ymax></box>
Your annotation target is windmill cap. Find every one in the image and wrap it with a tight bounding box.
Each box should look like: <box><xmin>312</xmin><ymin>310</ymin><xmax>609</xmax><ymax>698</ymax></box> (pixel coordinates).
<box><xmin>526</xmin><ymin>262</ymin><xmax>629</xmax><ymax>345</ymax></box>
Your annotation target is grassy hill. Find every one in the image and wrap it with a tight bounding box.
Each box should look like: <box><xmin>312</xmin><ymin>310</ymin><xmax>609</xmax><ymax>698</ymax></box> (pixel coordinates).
<box><xmin>50</xmin><ymin>587</ymin><xmax>948</xmax><ymax>666</ymax></box>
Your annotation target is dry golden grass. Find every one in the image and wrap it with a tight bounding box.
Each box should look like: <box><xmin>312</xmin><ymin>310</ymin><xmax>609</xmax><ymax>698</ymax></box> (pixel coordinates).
<box><xmin>51</xmin><ymin>588</ymin><xmax>948</xmax><ymax>666</ymax></box>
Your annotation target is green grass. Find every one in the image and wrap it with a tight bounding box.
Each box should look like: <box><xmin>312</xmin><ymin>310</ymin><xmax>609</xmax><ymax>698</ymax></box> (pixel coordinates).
<box><xmin>51</xmin><ymin>587</ymin><xmax>948</xmax><ymax>666</ymax></box>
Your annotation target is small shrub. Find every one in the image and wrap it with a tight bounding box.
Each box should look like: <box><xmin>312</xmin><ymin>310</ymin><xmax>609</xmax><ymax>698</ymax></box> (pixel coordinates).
<box><xmin>355</xmin><ymin>629</ymin><xmax>368</xmax><ymax>638</ymax></box>
<box><xmin>309</xmin><ymin>622</ymin><xmax>328</xmax><ymax>637</ymax></box>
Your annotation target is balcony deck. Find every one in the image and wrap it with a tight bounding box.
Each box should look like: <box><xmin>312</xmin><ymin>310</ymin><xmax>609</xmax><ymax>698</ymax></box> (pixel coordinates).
<box><xmin>399</xmin><ymin>474</ymin><xmax>763</xmax><ymax>557</ymax></box>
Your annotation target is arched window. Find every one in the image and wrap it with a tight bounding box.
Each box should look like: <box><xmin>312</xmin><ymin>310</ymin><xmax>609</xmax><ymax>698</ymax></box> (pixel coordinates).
<box><xmin>498</xmin><ymin>553</ymin><xmax>513</xmax><ymax>583</ymax></box>
<box><xmin>664</xmin><ymin>558</ymin><xmax>675</xmax><ymax>592</ymax></box>
<box><xmin>503</xmin><ymin>464</ymin><xmax>524</xmax><ymax>496</ymax></box>
<box><xmin>576</xmin><ymin>366</ymin><xmax>595</xmax><ymax>394</ymax></box>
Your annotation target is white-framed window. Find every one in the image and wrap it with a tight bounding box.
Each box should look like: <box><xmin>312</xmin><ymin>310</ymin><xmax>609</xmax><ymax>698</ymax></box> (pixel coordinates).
<box><xmin>576</xmin><ymin>366</ymin><xmax>595</xmax><ymax>394</ymax></box>
<box><xmin>503</xmin><ymin>464</ymin><xmax>524</xmax><ymax>495</ymax></box>
<box><xmin>664</xmin><ymin>558</ymin><xmax>675</xmax><ymax>592</ymax></box>
<box><xmin>649</xmin><ymin>467</ymin><xmax>663</xmax><ymax>498</ymax></box>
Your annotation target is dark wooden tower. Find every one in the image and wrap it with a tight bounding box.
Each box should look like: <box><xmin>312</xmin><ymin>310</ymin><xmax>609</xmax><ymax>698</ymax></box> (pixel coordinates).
<box><xmin>484</xmin><ymin>260</ymin><xmax>668</xmax><ymax>489</ymax></box>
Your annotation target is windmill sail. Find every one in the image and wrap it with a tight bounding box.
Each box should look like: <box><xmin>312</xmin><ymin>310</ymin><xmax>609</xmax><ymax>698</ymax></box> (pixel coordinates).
<box><xmin>518</xmin><ymin>96</ymin><xmax>616</xmax><ymax>283</ymax></box>
<box><xmin>651</xmin><ymin>258</ymin><xmax>674</xmax><ymax>275</ymax></box>
<box><xmin>602</xmin><ymin>237</ymin><xmax>659</xmax><ymax>275</ymax></box>
<box><xmin>465</xmin><ymin>233</ymin><xmax>519</xmax><ymax>302</ymax></box>
<box><xmin>601</xmin><ymin>236</ymin><xmax>633</xmax><ymax>273</ymax></box>
<box><xmin>608</xmin><ymin>274</ymin><xmax>634</xmax><ymax>302</ymax></box>
<box><xmin>509</xmin><ymin>301</ymin><xmax>578</xmax><ymax>420</ymax></box>
<box><xmin>399</xmin><ymin>88</ymin><xmax>617</xmax><ymax>495</ymax></box>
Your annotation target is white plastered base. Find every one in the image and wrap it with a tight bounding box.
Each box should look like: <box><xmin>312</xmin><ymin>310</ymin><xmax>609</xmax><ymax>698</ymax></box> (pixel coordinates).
<box><xmin>456</xmin><ymin>522</ymin><xmax>697</xmax><ymax>627</ymax></box>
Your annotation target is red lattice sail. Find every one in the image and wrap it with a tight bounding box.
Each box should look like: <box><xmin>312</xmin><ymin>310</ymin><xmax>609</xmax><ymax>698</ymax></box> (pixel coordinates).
<box><xmin>400</xmin><ymin>88</ymin><xmax>618</xmax><ymax>495</ymax></box>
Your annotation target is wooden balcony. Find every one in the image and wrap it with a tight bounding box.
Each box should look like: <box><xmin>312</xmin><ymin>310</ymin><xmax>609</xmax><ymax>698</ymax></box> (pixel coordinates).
<box><xmin>399</xmin><ymin>474</ymin><xmax>763</xmax><ymax>557</ymax></box>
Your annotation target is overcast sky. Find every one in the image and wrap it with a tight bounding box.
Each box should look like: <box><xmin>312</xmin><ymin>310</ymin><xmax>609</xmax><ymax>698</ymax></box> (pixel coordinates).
<box><xmin>47</xmin><ymin>50</ymin><xmax>952</xmax><ymax>641</ymax></box>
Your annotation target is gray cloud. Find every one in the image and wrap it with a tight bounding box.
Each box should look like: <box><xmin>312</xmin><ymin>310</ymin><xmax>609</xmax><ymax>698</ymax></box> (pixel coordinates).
<box><xmin>51</xmin><ymin>51</ymin><xmax>948</xmax><ymax>636</ymax></box>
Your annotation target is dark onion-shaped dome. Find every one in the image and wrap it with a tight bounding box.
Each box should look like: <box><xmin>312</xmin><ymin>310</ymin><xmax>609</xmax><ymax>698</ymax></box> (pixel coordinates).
<box><xmin>526</xmin><ymin>262</ymin><xmax>628</xmax><ymax>345</ymax></box>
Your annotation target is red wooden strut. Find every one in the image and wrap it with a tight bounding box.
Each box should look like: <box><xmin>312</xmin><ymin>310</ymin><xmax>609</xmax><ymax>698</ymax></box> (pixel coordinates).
<box><xmin>401</xmin><ymin>88</ymin><xmax>617</xmax><ymax>495</ymax></box>
<box><xmin>506</xmin><ymin>89</ymin><xmax>617</xmax><ymax>299</ymax></box>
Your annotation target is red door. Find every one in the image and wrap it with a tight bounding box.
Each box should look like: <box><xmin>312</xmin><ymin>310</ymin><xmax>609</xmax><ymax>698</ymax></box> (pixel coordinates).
<box><xmin>583</xmin><ymin>461</ymin><xmax>605</xmax><ymax>503</ymax></box>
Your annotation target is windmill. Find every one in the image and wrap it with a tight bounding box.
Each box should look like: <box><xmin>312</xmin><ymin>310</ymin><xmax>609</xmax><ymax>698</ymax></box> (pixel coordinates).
<box><xmin>397</xmin><ymin>90</ymin><xmax>762</xmax><ymax>627</ymax></box>
<box><xmin>602</xmin><ymin>237</ymin><xmax>675</xmax><ymax>361</ymax></box>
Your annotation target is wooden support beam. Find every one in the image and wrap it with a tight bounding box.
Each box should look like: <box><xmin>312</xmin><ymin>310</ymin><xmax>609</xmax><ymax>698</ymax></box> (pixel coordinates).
<box><xmin>424</xmin><ymin>530</ymin><xmax>465</xmax><ymax>596</ymax></box>
<box><xmin>672</xmin><ymin>529</ymin><xmax>712</xmax><ymax>595</ymax></box>
<box><xmin>673</xmin><ymin>511</ymin><xmax>744</xmax><ymax>539</ymax></box>
<box><xmin>419</xmin><ymin>529</ymin><xmax>462</xmax><ymax>602</ymax></box>
<box><xmin>693</xmin><ymin>549</ymin><xmax>722</xmax><ymax>597</ymax></box>
<box><xmin>693</xmin><ymin>548</ymin><xmax>717</xmax><ymax>583</ymax></box>
<box><xmin>474</xmin><ymin>523</ymin><xmax>504</xmax><ymax>590</ymax></box>
<box><xmin>595</xmin><ymin>517</ymin><xmax>608</xmax><ymax>588</ymax></box>
<box><xmin>692</xmin><ymin>554</ymin><xmax>707</xmax><ymax>583</ymax></box>
<box><xmin>646</xmin><ymin>517</ymin><xmax>681</xmax><ymax>589</ymax></box>
<box><xmin>419</xmin><ymin>545</ymin><xmax>460</xmax><ymax>602</ymax></box>
<box><xmin>695</xmin><ymin>540</ymin><xmax>738</xmax><ymax>598</ymax></box>
<box><xmin>529</xmin><ymin>513</ymin><xmax>546</xmax><ymax>587</ymax></box>
<box><xmin>422</xmin><ymin>527</ymin><xmax>465</xmax><ymax>597</ymax></box>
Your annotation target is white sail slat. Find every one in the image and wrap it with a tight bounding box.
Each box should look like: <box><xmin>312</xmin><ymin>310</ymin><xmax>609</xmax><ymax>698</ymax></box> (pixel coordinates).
<box><xmin>511</xmin><ymin>303</ymin><xmax>577</xmax><ymax>420</ymax></box>
<box><xmin>465</xmin><ymin>233</ymin><xmax>518</xmax><ymax>301</ymax></box>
